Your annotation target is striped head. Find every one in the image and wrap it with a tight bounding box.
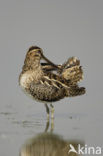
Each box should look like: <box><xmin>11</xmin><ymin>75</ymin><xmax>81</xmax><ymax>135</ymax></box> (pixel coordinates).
<box><xmin>25</xmin><ymin>46</ymin><xmax>43</xmax><ymax>62</ymax></box>
<box><xmin>23</xmin><ymin>46</ymin><xmax>59</xmax><ymax>70</ymax></box>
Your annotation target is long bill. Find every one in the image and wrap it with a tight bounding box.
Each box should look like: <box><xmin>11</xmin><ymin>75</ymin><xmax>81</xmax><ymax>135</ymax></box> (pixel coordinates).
<box><xmin>42</xmin><ymin>54</ymin><xmax>60</xmax><ymax>69</ymax></box>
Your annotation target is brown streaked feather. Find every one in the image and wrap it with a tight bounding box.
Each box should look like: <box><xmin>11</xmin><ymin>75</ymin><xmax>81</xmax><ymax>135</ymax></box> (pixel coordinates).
<box><xmin>29</xmin><ymin>80</ymin><xmax>67</xmax><ymax>102</ymax></box>
<box><xmin>44</xmin><ymin>72</ymin><xmax>71</xmax><ymax>88</ymax></box>
<box><xmin>61</xmin><ymin>57</ymin><xmax>80</xmax><ymax>68</ymax></box>
<box><xmin>29</xmin><ymin>76</ymin><xmax>85</xmax><ymax>102</ymax></box>
<box><xmin>60</xmin><ymin>57</ymin><xmax>83</xmax><ymax>84</ymax></box>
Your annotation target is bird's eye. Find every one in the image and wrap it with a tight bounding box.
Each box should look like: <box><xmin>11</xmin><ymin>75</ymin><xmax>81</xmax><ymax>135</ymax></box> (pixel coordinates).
<box><xmin>37</xmin><ymin>50</ymin><xmax>41</xmax><ymax>54</ymax></box>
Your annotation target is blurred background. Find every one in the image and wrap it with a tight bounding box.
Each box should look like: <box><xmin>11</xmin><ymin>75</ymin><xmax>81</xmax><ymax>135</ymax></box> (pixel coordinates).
<box><xmin>0</xmin><ymin>0</ymin><xmax>103</xmax><ymax>156</ymax></box>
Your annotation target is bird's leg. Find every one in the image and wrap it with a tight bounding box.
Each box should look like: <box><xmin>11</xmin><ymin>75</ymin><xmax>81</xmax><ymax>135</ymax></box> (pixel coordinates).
<box><xmin>51</xmin><ymin>117</ymin><xmax>54</xmax><ymax>132</ymax></box>
<box><xmin>44</xmin><ymin>118</ymin><xmax>50</xmax><ymax>132</ymax></box>
<box><xmin>50</xmin><ymin>104</ymin><xmax>54</xmax><ymax>132</ymax></box>
<box><xmin>50</xmin><ymin>103</ymin><xmax>55</xmax><ymax>119</ymax></box>
<box><xmin>44</xmin><ymin>103</ymin><xmax>50</xmax><ymax>120</ymax></box>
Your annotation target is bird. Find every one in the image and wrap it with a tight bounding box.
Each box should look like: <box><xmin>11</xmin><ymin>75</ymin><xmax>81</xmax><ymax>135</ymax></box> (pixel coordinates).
<box><xmin>19</xmin><ymin>46</ymin><xmax>85</xmax><ymax>119</ymax></box>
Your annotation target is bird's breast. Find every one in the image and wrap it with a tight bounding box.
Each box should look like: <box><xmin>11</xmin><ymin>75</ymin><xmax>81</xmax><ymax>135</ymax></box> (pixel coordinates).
<box><xmin>19</xmin><ymin>71</ymin><xmax>35</xmax><ymax>89</ymax></box>
<box><xmin>19</xmin><ymin>69</ymin><xmax>43</xmax><ymax>89</ymax></box>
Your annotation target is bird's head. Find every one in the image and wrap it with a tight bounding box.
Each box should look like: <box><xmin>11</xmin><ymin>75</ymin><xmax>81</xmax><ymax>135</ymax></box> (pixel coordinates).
<box><xmin>26</xmin><ymin>46</ymin><xmax>43</xmax><ymax>61</ymax></box>
<box><xmin>25</xmin><ymin>46</ymin><xmax>59</xmax><ymax>69</ymax></box>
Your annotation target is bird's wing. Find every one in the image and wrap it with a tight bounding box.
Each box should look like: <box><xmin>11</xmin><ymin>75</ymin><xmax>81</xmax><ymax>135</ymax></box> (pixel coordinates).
<box><xmin>29</xmin><ymin>76</ymin><xmax>66</xmax><ymax>102</ymax></box>
<box><xmin>43</xmin><ymin>72</ymin><xmax>71</xmax><ymax>89</ymax></box>
<box><xmin>41</xmin><ymin>57</ymin><xmax>84</xmax><ymax>85</ymax></box>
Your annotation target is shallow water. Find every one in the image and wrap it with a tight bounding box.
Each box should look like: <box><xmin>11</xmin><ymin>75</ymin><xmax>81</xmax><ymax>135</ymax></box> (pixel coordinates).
<box><xmin>0</xmin><ymin>96</ymin><xmax>103</xmax><ymax>156</ymax></box>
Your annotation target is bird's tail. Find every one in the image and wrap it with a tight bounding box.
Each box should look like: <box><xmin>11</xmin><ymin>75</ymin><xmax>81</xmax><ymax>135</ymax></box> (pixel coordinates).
<box><xmin>61</xmin><ymin>57</ymin><xmax>83</xmax><ymax>85</ymax></box>
<box><xmin>66</xmin><ymin>86</ymin><xmax>86</xmax><ymax>97</ymax></box>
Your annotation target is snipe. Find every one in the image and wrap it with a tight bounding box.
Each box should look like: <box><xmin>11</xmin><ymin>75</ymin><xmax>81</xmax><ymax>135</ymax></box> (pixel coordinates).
<box><xmin>19</xmin><ymin>46</ymin><xmax>85</xmax><ymax>119</ymax></box>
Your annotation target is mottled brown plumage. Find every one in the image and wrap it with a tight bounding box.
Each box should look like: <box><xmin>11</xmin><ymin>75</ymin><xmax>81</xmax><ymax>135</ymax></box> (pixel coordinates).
<box><xmin>19</xmin><ymin>46</ymin><xmax>85</xmax><ymax>118</ymax></box>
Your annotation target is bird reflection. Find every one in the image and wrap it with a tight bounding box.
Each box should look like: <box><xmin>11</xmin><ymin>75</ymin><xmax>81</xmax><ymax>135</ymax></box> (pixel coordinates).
<box><xmin>20</xmin><ymin>120</ymin><xmax>84</xmax><ymax>156</ymax></box>
<box><xmin>44</xmin><ymin>117</ymin><xmax>54</xmax><ymax>132</ymax></box>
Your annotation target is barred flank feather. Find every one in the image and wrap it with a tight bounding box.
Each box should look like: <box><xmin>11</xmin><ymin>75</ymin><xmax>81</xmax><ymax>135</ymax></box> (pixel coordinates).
<box><xmin>68</xmin><ymin>86</ymin><xmax>85</xmax><ymax>97</ymax></box>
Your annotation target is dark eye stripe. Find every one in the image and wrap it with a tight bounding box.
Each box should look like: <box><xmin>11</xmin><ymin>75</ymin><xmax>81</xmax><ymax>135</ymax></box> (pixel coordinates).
<box><xmin>34</xmin><ymin>54</ymin><xmax>39</xmax><ymax>57</ymax></box>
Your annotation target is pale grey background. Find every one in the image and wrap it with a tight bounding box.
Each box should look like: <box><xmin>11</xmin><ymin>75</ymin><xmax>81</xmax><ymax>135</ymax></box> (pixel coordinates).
<box><xmin>0</xmin><ymin>0</ymin><xmax>103</xmax><ymax>156</ymax></box>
